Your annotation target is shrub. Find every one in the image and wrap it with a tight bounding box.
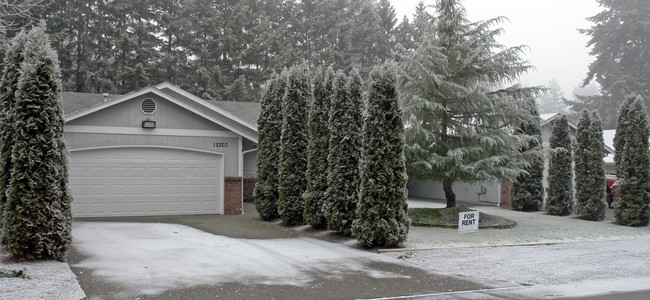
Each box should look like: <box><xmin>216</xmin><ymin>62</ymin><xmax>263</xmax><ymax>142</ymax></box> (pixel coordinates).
<box><xmin>545</xmin><ymin>115</ymin><xmax>574</xmax><ymax>216</ymax></box>
<box><xmin>352</xmin><ymin>62</ymin><xmax>410</xmax><ymax>247</ymax></box>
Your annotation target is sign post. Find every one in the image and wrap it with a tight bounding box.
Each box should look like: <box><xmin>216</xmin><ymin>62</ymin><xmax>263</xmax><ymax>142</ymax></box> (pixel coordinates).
<box><xmin>458</xmin><ymin>211</ymin><xmax>479</xmax><ymax>233</ymax></box>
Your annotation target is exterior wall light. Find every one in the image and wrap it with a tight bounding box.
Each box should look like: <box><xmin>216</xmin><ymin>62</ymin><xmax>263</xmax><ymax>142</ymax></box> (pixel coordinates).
<box><xmin>142</xmin><ymin>120</ymin><xmax>156</xmax><ymax>129</ymax></box>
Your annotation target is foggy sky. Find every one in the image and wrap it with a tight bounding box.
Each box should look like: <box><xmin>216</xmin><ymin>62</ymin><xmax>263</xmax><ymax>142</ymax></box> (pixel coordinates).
<box><xmin>389</xmin><ymin>0</ymin><xmax>602</xmax><ymax>98</ymax></box>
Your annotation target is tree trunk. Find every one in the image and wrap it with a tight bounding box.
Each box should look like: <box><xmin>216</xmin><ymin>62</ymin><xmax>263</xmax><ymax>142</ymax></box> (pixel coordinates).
<box><xmin>443</xmin><ymin>179</ymin><xmax>456</xmax><ymax>208</ymax></box>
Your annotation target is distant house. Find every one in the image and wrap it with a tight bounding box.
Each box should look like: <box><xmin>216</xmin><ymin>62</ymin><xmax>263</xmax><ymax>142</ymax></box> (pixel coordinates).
<box><xmin>602</xmin><ymin>129</ymin><xmax>616</xmax><ymax>173</ymax></box>
<box><xmin>62</xmin><ymin>83</ymin><xmax>259</xmax><ymax>217</ymax></box>
<box><xmin>408</xmin><ymin>112</ymin><xmax>615</xmax><ymax>206</ymax></box>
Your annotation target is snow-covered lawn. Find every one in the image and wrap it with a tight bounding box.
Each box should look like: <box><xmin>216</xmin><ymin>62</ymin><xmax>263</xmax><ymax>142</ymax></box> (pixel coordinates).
<box><xmin>0</xmin><ymin>250</ymin><xmax>85</xmax><ymax>300</ymax></box>
<box><xmin>406</xmin><ymin>199</ymin><xmax>650</xmax><ymax>249</ymax></box>
<box><xmin>72</xmin><ymin>222</ymin><xmax>411</xmax><ymax>297</ymax></box>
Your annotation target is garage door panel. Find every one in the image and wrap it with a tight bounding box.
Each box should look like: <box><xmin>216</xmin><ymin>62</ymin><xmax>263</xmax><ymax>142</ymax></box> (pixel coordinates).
<box><xmin>70</xmin><ymin>147</ymin><xmax>224</xmax><ymax>217</ymax></box>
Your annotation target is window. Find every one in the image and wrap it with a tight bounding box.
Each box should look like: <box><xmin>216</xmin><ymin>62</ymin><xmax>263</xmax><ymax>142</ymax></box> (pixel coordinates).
<box><xmin>141</xmin><ymin>98</ymin><xmax>157</xmax><ymax>114</ymax></box>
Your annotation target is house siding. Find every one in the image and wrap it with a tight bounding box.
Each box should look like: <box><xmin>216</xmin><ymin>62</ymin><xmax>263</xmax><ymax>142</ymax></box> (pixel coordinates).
<box><xmin>407</xmin><ymin>179</ymin><xmax>501</xmax><ymax>204</ymax></box>
<box><xmin>66</xmin><ymin>93</ymin><xmax>228</xmax><ymax>131</ymax></box>
<box><xmin>243</xmin><ymin>151</ymin><xmax>257</xmax><ymax>178</ymax></box>
<box><xmin>157</xmin><ymin>87</ymin><xmax>258</xmax><ymax>140</ymax></box>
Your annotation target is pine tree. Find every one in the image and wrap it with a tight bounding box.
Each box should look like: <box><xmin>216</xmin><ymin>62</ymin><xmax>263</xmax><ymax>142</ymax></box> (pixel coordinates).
<box><xmin>574</xmin><ymin>110</ymin><xmax>607</xmax><ymax>220</ymax></box>
<box><xmin>353</xmin><ymin>62</ymin><xmax>410</xmax><ymax>248</ymax></box>
<box><xmin>545</xmin><ymin>115</ymin><xmax>574</xmax><ymax>216</ymax></box>
<box><xmin>614</xmin><ymin>95</ymin><xmax>650</xmax><ymax>226</ymax></box>
<box><xmin>401</xmin><ymin>0</ymin><xmax>542</xmax><ymax>208</ymax></box>
<box><xmin>538</xmin><ymin>79</ymin><xmax>568</xmax><ymax>114</ymax></box>
<box><xmin>0</xmin><ymin>29</ymin><xmax>27</xmax><ymax>244</ymax></box>
<box><xmin>278</xmin><ymin>63</ymin><xmax>311</xmax><ymax>226</ymax></box>
<box><xmin>253</xmin><ymin>71</ymin><xmax>285</xmax><ymax>220</ymax></box>
<box><xmin>2</xmin><ymin>24</ymin><xmax>72</xmax><ymax>261</ymax></box>
<box><xmin>574</xmin><ymin>0</ymin><xmax>650</xmax><ymax>129</ymax></box>
<box><xmin>324</xmin><ymin>68</ymin><xmax>363</xmax><ymax>235</ymax></box>
<box><xmin>303</xmin><ymin>67</ymin><xmax>334</xmax><ymax>228</ymax></box>
<box><xmin>510</xmin><ymin>98</ymin><xmax>544</xmax><ymax>211</ymax></box>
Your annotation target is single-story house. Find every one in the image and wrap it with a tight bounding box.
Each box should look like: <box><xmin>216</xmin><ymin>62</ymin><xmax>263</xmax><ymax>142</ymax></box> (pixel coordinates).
<box><xmin>62</xmin><ymin>83</ymin><xmax>259</xmax><ymax>217</ymax></box>
<box><xmin>408</xmin><ymin>112</ymin><xmax>615</xmax><ymax>206</ymax></box>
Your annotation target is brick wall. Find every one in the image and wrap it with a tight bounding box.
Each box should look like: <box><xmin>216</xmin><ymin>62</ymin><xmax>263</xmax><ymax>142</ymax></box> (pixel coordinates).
<box><xmin>224</xmin><ymin>177</ymin><xmax>243</xmax><ymax>215</ymax></box>
<box><xmin>243</xmin><ymin>177</ymin><xmax>256</xmax><ymax>203</ymax></box>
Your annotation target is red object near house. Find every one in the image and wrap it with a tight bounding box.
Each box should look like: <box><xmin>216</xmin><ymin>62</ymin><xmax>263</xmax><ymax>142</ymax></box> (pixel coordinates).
<box><xmin>606</xmin><ymin>173</ymin><xmax>617</xmax><ymax>196</ymax></box>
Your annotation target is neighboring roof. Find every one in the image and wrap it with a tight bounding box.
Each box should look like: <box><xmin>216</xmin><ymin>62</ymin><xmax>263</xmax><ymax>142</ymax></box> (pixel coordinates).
<box><xmin>603</xmin><ymin>129</ymin><xmax>615</xmax><ymax>150</ymax></box>
<box><xmin>61</xmin><ymin>92</ymin><xmax>120</xmax><ymax>116</ymax></box>
<box><xmin>542</xmin><ymin>112</ymin><xmax>614</xmax><ymax>155</ymax></box>
<box><xmin>540</xmin><ymin>113</ymin><xmax>557</xmax><ymax>123</ymax></box>
<box><xmin>603</xmin><ymin>130</ymin><xmax>616</xmax><ymax>164</ymax></box>
<box><xmin>211</xmin><ymin>101</ymin><xmax>260</xmax><ymax>127</ymax></box>
<box><xmin>540</xmin><ymin>112</ymin><xmax>577</xmax><ymax>129</ymax></box>
<box><xmin>61</xmin><ymin>83</ymin><xmax>260</xmax><ymax>142</ymax></box>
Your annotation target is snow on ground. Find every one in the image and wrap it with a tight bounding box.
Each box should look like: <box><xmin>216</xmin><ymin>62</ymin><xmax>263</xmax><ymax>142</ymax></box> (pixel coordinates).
<box><xmin>0</xmin><ymin>250</ymin><xmax>85</xmax><ymax>300</ymax></box>
<box><xmin>406</xmin><ymin>199</ymin><xmax>650</xmax><ymax>249</ymax></box>
<box><xmin>383</xmin><ymin>236</ymin><xmax>650</xmax><ymax>299</ymax></box>
<box><xmin>72</xmin><ymin>222</ymin><xmax>411</xmax><ymax>296</ymax></box>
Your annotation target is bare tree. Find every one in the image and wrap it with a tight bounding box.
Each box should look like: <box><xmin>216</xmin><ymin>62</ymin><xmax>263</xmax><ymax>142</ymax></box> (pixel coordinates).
<box><xmin>1</xmin><ymin>0</ymin><xmax>44</xmax><ymax>40</ymax></box>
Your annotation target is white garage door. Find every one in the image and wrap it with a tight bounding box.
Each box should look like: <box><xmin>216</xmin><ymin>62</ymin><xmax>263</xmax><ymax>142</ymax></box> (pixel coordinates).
<box><xmin>69</xmin><ymin>147</ymin><xmax>224</xmax><ymax>217</ymax></box>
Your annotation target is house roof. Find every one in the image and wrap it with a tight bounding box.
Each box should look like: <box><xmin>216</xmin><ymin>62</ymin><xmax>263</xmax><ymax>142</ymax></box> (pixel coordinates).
<box><xmin>61</xmin><ymin>83</ymin><xmax>261</xmax><ymax>142</ymax></box>
<box><xmin>541</xmin><ymin>112</ymin><xmax>614</xmax><ymax>155</ymax></box>
<box><xmin>603</xmin><ymin>130</ymin><xmax>616</xmax><ymax>164</ymax></box>
<box><xmin>540</xmin><ymin>112</ymin><xmax>577</xmax><ymax>128</ymax></box>
<box><xmin>61</xmin><ymin>92</ymin><xmax>120</xmax><ymax>116</ymax></box>
<box><xmin>211</xmin><ymin>101</ymin><xmax>260</xmax><ymax>126</ymax></box>
<box><xmin>603</xmin><ymin>129</ymin><xmax>615</xmax><ymax>150</ymax></box>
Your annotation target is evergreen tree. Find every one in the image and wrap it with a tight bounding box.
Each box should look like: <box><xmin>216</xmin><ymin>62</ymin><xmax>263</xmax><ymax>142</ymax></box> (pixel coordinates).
<box><xmin>574</xmin><ymin>110</ymin><xmax>607</xmax><ymax>220</ymax></box>
<box><xmin>538</xmin><ymin>79</ymin><xmax>568</xmax><ymax>114</ymax></box>
<box><xmin>571</xmin><ymin>0</ymin><xmax>650</xmax><ymax>129</ymax></box>
<box><xmin>510</xmin><ymin>98</ymin><xmax>544</xmax><ymax>211</ymax></box>
<box><xmin>614</xmin><ymin>95</ymin><xmax>650</xmax><ymax>226</ymax></box>
<box><xmin>37</xmin><ymin>0</ymin><xmax>403</xmax><ymax>100</ymax></box>
<box><xmin>352</xmin><ymin>62</ymin><xmax>410</xmax><ymax>248</ymax></box>
<box><xmin>401</xmin><ymin>0</ymin><xmax>541</xmax><ymax>208</ymax></box>
<box><xmin>253</xmin><ymin>71</ymin><xmax>285</xmax><ymax>220</ymax></box>
<box><xmin>0</xmin><ymin>29</ymin><xmax>28</xmax><ymax>242</ymax></box>
<box><xmin>545</xmin><ymin>115</ymin><xmax>574</xmax><ymax>216</ymax></box>
<box><xmin>278</xmin><ymin>63</ymin><xmax>311</xmax><ymax>226</ymax></box>
<box><xmin>2</xmin><ymin>25</ymin><xmax>72</xmax><ymax>260</ymax></box>
<box><xmin>303</xmin><ymin>67</ymin><xmax>333</xmax><ymax>228</ymax></box>
<box><xmin>324</xmin><ymin>68</ymin><xmax>363</xmax><ymax>235</ymax></box>
<box><xmin>613</xmin><ymin>96</ymin><xmax>633</xmax><ymax>170</ymax></box>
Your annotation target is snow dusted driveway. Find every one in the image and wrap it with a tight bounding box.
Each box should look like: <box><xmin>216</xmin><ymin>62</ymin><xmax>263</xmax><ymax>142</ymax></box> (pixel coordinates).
<box><xmin>69</xmin><ymin>221</ymin><xmax>485</xmax><ymax>299</ymax></box>
<box><xmin>383</xmin><ymin>237</ymin><xmax>650</xmax><ymax>299</ymax></box>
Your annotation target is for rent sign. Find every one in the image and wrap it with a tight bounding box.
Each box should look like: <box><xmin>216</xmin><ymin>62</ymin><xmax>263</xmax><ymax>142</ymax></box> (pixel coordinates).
<box><xmin>458</xmin><ymin>211</ymin><xmax>479</xmax><ymax>233</ymax></box>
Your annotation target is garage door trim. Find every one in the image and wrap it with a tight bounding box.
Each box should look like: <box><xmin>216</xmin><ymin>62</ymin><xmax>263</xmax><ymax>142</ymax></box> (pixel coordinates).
<box><xmin>69</xmin><ymin>145</ymin><xmax>225</xmax><ymax>217</ymax></box>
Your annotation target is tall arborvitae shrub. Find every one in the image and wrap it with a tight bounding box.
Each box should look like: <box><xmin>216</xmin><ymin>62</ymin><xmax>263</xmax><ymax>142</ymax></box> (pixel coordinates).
<box><xmin>0</xmin><ymin>30</ymin><xmax>28</xmax><ymax>243</ymax></box>
<box><xmin>545</xmin><ymin>115</ymin><xmax>574</xmax><ymax>216</ymax></box>
<box><xmin>3</xmin><ymin>25</ymin><xmax>72</xmax><ymax>260</ymax></box>
<box><xmin>303</xmin><ymin>67</ymin><xmax>334</xmax><ymax>228</ymax></box>
<box><xmin>278</xmin><ymin>63</ymin><xmax>311</xmax><ymax>226</ymax></box>
<box><xmin>511</xmin><ymin>98</ymin><xmax>544</xmax><ymax>211</ymax></box>
<box><xmin>574</xmin><ymin>110</ymin><xmax>606</xmax><ymax>221</ymax></box>
<box><xmin>613</xmin><ymin>96</ymin><xmax>633</xmax><ymax>172</ymax></box>
<box><xmin>324</xmin><ymin>69</ymin><xmax>363</xmax><ymax>235</ymax></box>
<box><xmin>614</xmin><ymin>95</ymin><xmax>650</xmax><ymax>226</ymax></box>
<box><xmin>254</xmin><ymin>71</ymin><xmax>285</xmax><ymax>220</ymax></box>
<box><xmin>352</xmin><ymin>62</ymin><xmax>410</xmax><ymax>248</ymax></box>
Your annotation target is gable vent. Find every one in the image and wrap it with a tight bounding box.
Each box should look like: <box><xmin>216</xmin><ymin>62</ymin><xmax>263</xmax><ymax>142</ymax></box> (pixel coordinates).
<box><xmin>140</xmin><ymin>98</ymin><xmax>157</xmax><ymax>114</ymax></box>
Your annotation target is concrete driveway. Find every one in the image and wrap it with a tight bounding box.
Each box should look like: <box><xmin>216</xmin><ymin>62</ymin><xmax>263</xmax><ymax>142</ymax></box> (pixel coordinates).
<box><xmin>68</xmin><ymin>203</ymin><xmax>490</xmax><ymax>299</ymax></box>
